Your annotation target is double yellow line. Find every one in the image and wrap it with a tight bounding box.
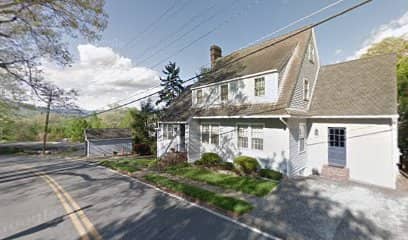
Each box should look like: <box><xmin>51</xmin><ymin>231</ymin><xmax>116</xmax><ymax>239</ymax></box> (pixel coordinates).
<box><xmin>21</xmin><ymin>164</ymin><xmax>103</xmax><ymax>240</ymax></box>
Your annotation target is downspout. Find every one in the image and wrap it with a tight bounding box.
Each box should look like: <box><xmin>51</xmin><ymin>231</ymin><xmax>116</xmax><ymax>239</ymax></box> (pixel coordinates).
<box><xmin>279</xmin><ymin>117</ymin><xmax>290</xmax><ymax>176</ymax></box>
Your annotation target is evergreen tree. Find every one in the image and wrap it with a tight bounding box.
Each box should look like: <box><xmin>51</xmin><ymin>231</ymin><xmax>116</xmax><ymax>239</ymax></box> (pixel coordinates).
<box><xmin>156</xmin><ymin>62</ymin><xmax>184</xmax><ymax>107</ymax></box>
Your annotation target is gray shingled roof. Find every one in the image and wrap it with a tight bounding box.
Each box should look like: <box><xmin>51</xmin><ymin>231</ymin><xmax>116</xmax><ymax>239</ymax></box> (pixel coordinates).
<box><xmin>85</xmin><ymin>128</ymin><xmax>132</xmax><ymax>140</ymax></box>
<box><xmin>310</xmin><ymin>54</ymin><xmax>398</xmax><ymax>116</ymax></box>
<box><xmin>161</xmin><ymin>27</ymin><xmax>312</xmax><ymax>121</ymax></box>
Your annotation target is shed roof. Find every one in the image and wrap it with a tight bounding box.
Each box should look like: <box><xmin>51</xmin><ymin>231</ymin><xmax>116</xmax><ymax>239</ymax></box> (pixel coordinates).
<box><xmin>85</xmin><ymin>128</ymin><xmax>132</xmax><ymax>140</ymax></box>
<box><xmin>309</xmin><ymin>54</ymin><xmax>398</xmax><ymax>116</ymax></box>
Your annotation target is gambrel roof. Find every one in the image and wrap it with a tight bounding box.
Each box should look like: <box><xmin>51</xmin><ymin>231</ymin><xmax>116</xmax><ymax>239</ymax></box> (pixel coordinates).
<box><xmin>160</xmin><ymin>27</ymin><xmax>398</xmax><ymax>122</ymax></box>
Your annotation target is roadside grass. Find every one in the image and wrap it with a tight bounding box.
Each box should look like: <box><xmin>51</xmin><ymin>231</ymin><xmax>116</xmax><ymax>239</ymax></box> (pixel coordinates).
<box><xmin>165</xmin><ymin>166</ymin><xmax>279</xmax><ymax>197</ymax></box>
<box><xmin>100</xmin><ymin>158</ymin><xmax>155</xmax><ymax>173</ymax></box>
<box><xmin>144</xmin><ymin>174</ymin><xmax>253</xmax><ymax>215</ymax></box>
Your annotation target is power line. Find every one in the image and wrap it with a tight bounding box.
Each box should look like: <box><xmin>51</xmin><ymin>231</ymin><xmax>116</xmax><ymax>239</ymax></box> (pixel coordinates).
<box><xmin>108</xmin><ymin>0</ymin><xmax>347</xmax><ymax>108</ymax></box>
<box><xmin>134</xmin><ymin>0</ymin><xmax>220</xmax><ymax>61</ymax></box>
<box><xmin>81</xmin><ymin>0</ymin><xmax>372</xmax><ymax>119</ymax></box>
<box><xmin>120</xmin><ymin>0</ymin><xmax>189</xmax><ymax>50</ymax></box>
<box><xmin>239</xmin><ymin>0</ymin><xmax>346</xmax><ymax>50</ymax></box>
<box><xmin>136</xmin><ymin>0</ymin><xmax>240</xmax><ymax>66</ymax></box>
<box><xmin>149</xmin><ymin>0</ymin><xmax>265</xmax><ymax>69</ymax></box>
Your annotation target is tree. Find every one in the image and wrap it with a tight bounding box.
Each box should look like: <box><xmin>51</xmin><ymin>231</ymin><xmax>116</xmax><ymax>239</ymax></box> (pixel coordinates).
<box><xmin>128</xmin><ymin>98</ymin><xmax>157</xmax><ymax>144</ymax></box>
<box><xmin>88</xmin><ymin>114</ymin><xmax>103</xmax><ymax>128</ymax></box>
<box><xmin>156</xmin><ymin>62</ymin><xmax>184</xmax><ymax>107</ymax></box>
<box><xmin>37</xmin><ymin>82</ymin><xmax>78</xmax><ymax>153</ymax></box>
<box><xmin>67</xmin><ymin>118</ymin><xmax>90</xmax><ymax>142</ymax></box>
<box><xmin>361</xmin><ymin>37</ymin><xmax>408</xmax><ymax>159</ymax></box>
<box><xmin>0</xmin><ymin>0</ymin><xmax>107</xmax><ymax>97</ymax></box>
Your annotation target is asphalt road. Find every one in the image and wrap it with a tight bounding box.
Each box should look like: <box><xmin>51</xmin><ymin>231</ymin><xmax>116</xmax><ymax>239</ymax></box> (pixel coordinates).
<box><xmin>0</xmin><ymin>155</ymin><xmax>273</xmax><ymax>240</ymax></box>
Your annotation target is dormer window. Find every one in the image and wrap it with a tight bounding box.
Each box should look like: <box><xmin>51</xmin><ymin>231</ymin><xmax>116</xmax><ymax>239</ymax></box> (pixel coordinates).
<box><xmin>308</xmin><ymin>43</ymin><xmax>315</xmax><ymax>63</ymax></box>
<box><xmin>254</xmin><ymin>77</ymin><xmax>265</xmax><ymax>96</ymax></box>
<box><xmin>196</xmin><ymin>89</ymin><xmax>203</xmax><ymax>104</ymax></box>
<box><xmin>303</xmin><ymin>78</ymin><xmax>310</xmax><ymax>101</ymax></box>
<box><xmin>220</xmin><ymin>84</ymin><xmax>228</xmax><ymax>101</ymax></box>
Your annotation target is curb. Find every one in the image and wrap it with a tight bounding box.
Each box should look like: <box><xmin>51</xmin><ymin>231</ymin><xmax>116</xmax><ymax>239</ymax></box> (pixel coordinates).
<box><xmin>96</xmin><ymin>165</ymin><xmax>281</xmax><ymax>240</ymax></box>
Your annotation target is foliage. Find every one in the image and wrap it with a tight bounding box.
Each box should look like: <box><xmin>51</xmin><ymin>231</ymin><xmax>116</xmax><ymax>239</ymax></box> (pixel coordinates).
<box><xmin>195</xmin><ymin>152</ymin><xmax>222</xmax><ymax>166</ymax></box>
<box><xmin>144</xmin><ymin>174</ymin><xmax>253</xmax><ymax>215</ymax></box>
<box><xmin>88</xmin><ymin>114</ymin><xmax>103</xmax><ymax>128</ymax></box>
<box><xmin>165</xmin><ymin>166</ymin><xmax>278</xmax><ymax>197</ymax></box>
<box><xmin>361</xmin><ymin>37</ymin><xmax>408</xmax><ymax>159</ymax></box>
<box><xmin>259</xmin><ymin>169</ymin><xmax>283</xmax><ymax>181</ymax></box>
<box><xmin>156</xmin><ymin>62</ymin><xmax>184</xmax><ymax>107</ymax></box>
<box><xmin>67</xmin><ymin>119</ymin><xmax>91</xmax><ymax>142</ymax></box>
<box><xmin>100</xmin><ymin>158</ymin><xmax>155</xmax><ymax>173</ymax></box>
<box><xmin>233</xmin><ymin>156</ymin><xmax>260</xmax><ymax>175</ymax></box>
<box><xmin>134</xmin><ymin>144</ymin><xmax>151</xmax><ymax>155</ymax></box>
<box><xmin>127</xmin><ymin>99</ymin><xmax>157</xmax><ymax>154</ymax></box>
<box><xmin>0</xmin><ymin>0</ymin><xmax>107</xmax><ymax>97</ymax></box>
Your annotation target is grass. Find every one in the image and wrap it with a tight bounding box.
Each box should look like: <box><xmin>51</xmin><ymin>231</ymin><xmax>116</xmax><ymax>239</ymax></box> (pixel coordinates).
<box><xmin>100</xmin><ymin>158</ymin><xmax>155</xmax><ymax>173</ymax></box>
<box><xmin>165</xmin><ymin>166</ymin><xmax>279</xmax><ymax>197</ymax></box>
<box><xmin>144</xmin><ymin>174</ymin><xmax>253</xmax><ymax>215</ymax></box>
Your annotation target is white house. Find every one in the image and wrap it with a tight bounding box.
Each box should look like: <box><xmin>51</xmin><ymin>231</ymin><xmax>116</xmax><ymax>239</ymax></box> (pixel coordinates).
<box><xmin>157</xmin><ymin>27</ymin><xmax>399</xmax><ymax>189</ymax></box>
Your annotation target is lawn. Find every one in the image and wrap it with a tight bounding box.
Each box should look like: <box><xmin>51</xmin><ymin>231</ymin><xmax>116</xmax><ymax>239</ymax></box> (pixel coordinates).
<box><xmin>144</xmin><ymin>174</ymin><xmax>253</xmax><ymax>215</ymax></box>
<box><xmin>165</xmin><ymin>166</ymin><xmax>279</xmax><ymax>197</ymax></box>
<box><xmin>100</xmin><ymin>158</ymin><xmax>155</xmax><ymax>173</ymax></box>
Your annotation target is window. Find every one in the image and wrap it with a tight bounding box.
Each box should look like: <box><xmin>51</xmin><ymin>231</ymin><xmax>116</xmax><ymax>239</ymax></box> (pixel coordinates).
<box><xmin>251</xmin><ymin>125</ymin><xmax>264</xmax><ymax>150</ymax></box>
<box><xmin>163</xmin><ymin>124</ymin><xmax>167</xmax><ymax>139</ymax></box>
<box><xmin>210</xmin><ymin>125</ymin><xmax>219</xmax><ymax>146</ymax></box>
<box><xmin>163</xmin><ymin>124</ymin><xmax>177</xmax><ymax>139</ymax></box>
<box><xmin>196</xmin><ymin>89</ymin><xmax>203</xmax><ymax>104</ymax></box>
<box><xmin>329</xmin><ymin>128</ymin><xmax>345</xmax><ymax>147</ymax></box>
<box><xmin>308</xmin><ymin>43</ymin><xmax>315</xmax><ymax>63</ymax></box>
<box><xmin>201</xmin><ymin>124</ymin><xmax>209</xmax><ymax>143</ymax></box>
<box><xmin>303</xmin><ymin>78</ymin><xmax>310</xmax><ymax>101</ymax></box>
<box><xmin>201</xmin><ymin>124</ymin><xmax>219</xmax><ymax>145</ymax></box>
<box><xmin>220</xmin><ymin>84</ymin><xmax>228</xmax><ymax>101</ymax></box>
<box><xmin>254</xmin><ymin>77</ymin><xmax>265</xmax><ymax>96</ymax></box>
<box><xmin>237</xmin><ymin>125</ymin><xmax>249</xmax><ymax>148</ymax></box>
<box><xmin>299</xmin><ymin>123</ymin><xmax>306</xmax><ymax>152</ymax></box>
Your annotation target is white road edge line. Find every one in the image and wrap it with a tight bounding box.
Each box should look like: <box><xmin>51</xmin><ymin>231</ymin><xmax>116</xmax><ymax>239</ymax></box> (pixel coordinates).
<box><xmin>97</xmin><ymin>165</ymin><xmax>281</xmax><ymax>240</ymax></box>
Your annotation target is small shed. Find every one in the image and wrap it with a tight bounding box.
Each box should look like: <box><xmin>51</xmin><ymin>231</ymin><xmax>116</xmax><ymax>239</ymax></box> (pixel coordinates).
<box><xmin>84</xmin><ymin>128</ymin><xmax>133</xmax><ymax>157</ymax></box>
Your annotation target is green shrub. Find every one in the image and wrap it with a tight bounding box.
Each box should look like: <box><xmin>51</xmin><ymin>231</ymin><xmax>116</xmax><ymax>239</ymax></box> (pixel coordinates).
<box><xmin>233</xmin><ymin>156</ymin><xmax>260</xmax><ymax>175</ymax></box>
<box><xmin>259</xmin><ymin>169</ymin><xmax>283</xmax><ymax>181</ymax></box>
<box><xmin>218</xmin><ymin>161</ymin><xmax>234</xmax><ymax>170</ymax></box>
<box><xmin>195</xmin><ymin>152</ymin><xmax>222</xmax><ymax>166</ymax></box>
<box><xmin>148</xmin><ymin>159</ymin><xmax>159</xmax><ymax>169</ymax></box>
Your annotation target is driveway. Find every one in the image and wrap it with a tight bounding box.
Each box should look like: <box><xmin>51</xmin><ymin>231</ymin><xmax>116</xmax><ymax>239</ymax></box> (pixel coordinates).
<box><xmin>241</xmin><ymin>177</ymin><xmax>408</xmax><ymax>240</ymax></box>
<box><xmin>0</xmin><ymin>155</ymin><xmax>273</xmax><ymax>240</ymax></box>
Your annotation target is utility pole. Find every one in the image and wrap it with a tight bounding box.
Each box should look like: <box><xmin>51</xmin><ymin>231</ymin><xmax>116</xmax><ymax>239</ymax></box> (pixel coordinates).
<box><xmin>42</xmin><ymin>92</ymin><xmax>52</xmax><ymax>154</ymax></box>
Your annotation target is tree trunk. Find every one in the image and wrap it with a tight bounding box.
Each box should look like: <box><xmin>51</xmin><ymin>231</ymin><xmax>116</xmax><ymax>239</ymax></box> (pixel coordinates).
<box><xmin>42</xmin><ymin>95</ymin><xmax>52</xmax><ymax>154</ymax></box>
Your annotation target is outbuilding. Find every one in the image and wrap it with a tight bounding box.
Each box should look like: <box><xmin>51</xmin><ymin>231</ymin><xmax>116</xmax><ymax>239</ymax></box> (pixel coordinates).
<box><xmin>84</xmin><ymin>128</ymin><xmax>133</xmax><ymax>157</ymax></box>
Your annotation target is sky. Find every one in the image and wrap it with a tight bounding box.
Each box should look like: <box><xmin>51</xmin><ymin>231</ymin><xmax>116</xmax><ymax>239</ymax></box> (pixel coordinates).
<box><xmin>43</xmin><ymin>0</ymin><xmax>408</xmax><ymax>110</ymax></box>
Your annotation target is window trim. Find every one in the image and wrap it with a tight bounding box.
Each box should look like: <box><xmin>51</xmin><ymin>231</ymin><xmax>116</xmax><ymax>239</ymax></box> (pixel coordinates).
<box><xmin>220</xmin><ymin>84</ymin><xmax>229</xmax><ymax>101</ymax></box>
<box><xmin>200</xmin><ymin>123</ymin><xmax>220</xmax><ymax>146</ymax></box>
<box><xmin>254</xmin><ymin>77</ymin><xmax>265</xmax><ymax>97</ymax></box>
<box><xmin>196</xmin><ymin>89</ymin><xmax>203</xmax><ymax>104</ymax></box>
<box><xmin>236</xmin><ymin>123</ymin><xmax>265</xmax><ymax>150</ymax></box>
<box><xmin>298</xmin><ymin>123</ymin><xmax>306</xmax><ymax>153</ymax></box>
<box><xmin>303</xmin><ymin>78</ymin><xmax>310</xmax><ymax>101</ymax></box>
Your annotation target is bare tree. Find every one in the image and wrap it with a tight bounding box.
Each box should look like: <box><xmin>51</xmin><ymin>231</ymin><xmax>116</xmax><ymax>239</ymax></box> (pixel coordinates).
<box><xmin>0</xmin><ymin>0</ymin><xmax>108</xmax><ymax>97</ymax></box>
<box><xmin>37</xmin><ymin>82</ymin><xmax>78</xmax><ymax>153</ymax></box>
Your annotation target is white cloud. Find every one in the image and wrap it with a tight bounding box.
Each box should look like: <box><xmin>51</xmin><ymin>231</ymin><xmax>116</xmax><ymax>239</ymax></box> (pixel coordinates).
<box><xmin>335</xmin><ymin>49</ymin><xmax>343</xmax><ymax>55</ymax></box>
<box><xmin>348</xmin><ymin>11</ymin><xmax>408</xmax><ymax>60</ymax></box>
<box><xmin>43</xmin><ymin>44</ymin><xmax>160</xmax><ymax>110</ymax></box>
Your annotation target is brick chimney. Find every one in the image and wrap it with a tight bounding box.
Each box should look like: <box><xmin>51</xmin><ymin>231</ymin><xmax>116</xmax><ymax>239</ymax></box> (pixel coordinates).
<box><xmin>210</xmin><ymin>45</ymin><xmax>222</xmax><ymax>68</ymax></box>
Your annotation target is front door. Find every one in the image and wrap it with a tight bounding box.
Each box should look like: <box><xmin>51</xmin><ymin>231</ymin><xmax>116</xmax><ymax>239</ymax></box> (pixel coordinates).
<box><xmin>179</xmin><ymin>124</ymin><xmax>186</xmax><ymax>152</ymax></box>
<box><xmin>328</xmin><ymin>127</ymin><xmax>346</xmax><ymax>167</ymax></box>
